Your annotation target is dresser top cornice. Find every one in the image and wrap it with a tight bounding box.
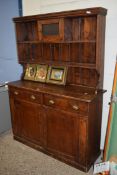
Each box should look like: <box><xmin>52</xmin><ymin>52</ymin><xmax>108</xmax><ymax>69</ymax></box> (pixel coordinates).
<box><xmin>13</xmin><ymin>7</ymin><xmax>107</xmax><ymax>22</ymax></box>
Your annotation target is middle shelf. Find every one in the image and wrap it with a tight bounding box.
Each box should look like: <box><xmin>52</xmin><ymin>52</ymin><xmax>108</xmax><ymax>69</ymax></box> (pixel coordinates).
<box><xmin>17</xmin><ymin>42</ymin><xmax>96</xmax><ymax>65</ymax></box>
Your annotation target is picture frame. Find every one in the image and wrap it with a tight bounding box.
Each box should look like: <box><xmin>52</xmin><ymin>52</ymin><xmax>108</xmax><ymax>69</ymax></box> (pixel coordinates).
<box><xmin>24</xmin><ymin>64</ymin><xmax>37</xmax><ymax>81</ymax></box>
<box><xmin>35</xmin><ymin>65</ymin><xmax>48</xmax><ymax>82</ymax></box>
<box><xmin>46</xmin><ymin>66</ymin><xmax>67</xmax><ymax>85</ymax></box>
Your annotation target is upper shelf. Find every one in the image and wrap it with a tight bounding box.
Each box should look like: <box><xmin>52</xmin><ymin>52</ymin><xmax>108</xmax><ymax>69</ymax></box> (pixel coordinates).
<box><xmin>15</xmin><ymin>16</ymin><xmax>97</xmax><ymax>43</ymax></box>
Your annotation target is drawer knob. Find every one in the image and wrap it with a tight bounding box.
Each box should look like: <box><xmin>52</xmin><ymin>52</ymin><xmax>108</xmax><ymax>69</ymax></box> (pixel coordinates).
<box><xmin>14</xmin><ymin>91</ymin><xmax>19</xmax><ymax>95</ymax></box>
<box><xmin>49</xmin><ymin>100</ymin><xmax>55</xmax><ymax>105</ymax></box>
<box><xmin>31</xmin><ymin>95</ymin><xmax>36</xmax><ymax>100</ymax></box>
<box><xmin>72</xmin><ymin>105</ymin><xmax>79</xmax><ymax>111</ymax></box>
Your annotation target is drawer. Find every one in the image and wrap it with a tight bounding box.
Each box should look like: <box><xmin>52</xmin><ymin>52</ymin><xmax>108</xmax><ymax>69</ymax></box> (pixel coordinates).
<box><xmin>43</xmin><ymin>94</ymin><xmax>88</xmax><ymax>115</ymax></box>
<box><xmin>9</xmin><ymin>87</ymin><xmax>42</xmax><ymax>104</ymax></box>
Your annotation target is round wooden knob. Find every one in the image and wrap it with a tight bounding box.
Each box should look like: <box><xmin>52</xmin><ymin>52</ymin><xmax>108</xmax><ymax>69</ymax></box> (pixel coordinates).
<box><xmin>49</xmin><ymin>100</ymin><xmax>55</xmax><ymax>105</ymax></box>
<box><xmin>14</xmin><ymin>91</ymin><xmax>19</xmax><ymax>95</ymax></box>
<box><xmin>31</xmin><ymin>95</ymin><xmax>36</xmax><ymax>100</ymax></box>
<box><xmin>72</xmin><ymin>105</ymin><xmax>79</xmax><ymax>111</ymax></box>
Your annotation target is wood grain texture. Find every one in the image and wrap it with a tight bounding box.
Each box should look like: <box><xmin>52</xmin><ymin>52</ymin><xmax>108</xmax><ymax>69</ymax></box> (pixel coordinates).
<box><xmin>9</xmin><ymin>7</ymin><xmax>107</xmax><ymax>172</ymax></box>
<box><xmin>8</xmin><ymin>80</ymin><xmax>104</xmax><ymax>172</ymax></box>
<box><xmin>14</xmin><ymin>9</ymin><xmax>106</xmax><ymax>88</ymax></box>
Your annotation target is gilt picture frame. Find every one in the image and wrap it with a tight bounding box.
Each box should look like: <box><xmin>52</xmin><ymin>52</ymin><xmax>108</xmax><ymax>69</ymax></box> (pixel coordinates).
<box><xmin>46</xmin><ymin>66</ymin><xmax>67</xmax><ymax>85</ymax></box>
<box><xmin>35</xmin><ymin>65</ymin><xmax>48</xmax><ymax>82</ymax></box>
<box><xmin>24</xmin><ymin>64</ymin><xmax>37</xmax><ymax>81</ymax></box>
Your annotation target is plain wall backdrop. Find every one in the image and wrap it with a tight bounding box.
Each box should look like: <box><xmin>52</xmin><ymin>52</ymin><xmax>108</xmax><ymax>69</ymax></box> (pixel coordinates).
<box><xmin>0</xmin><ymin>0</ymin><xmax>23</xmax><ymax>133</ymax></box>
<box><xmin>0</xmin><ymin>0</ymin><xmax>22</xmax><ymax>84</ymax></box>
<box><xmin>22</xmin><ymin>0</ymin><xmax>117</xmax><ymax>150</ymax></box>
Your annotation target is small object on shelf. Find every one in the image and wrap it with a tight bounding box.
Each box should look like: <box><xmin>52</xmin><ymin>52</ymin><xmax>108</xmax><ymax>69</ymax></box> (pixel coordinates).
<box><xmin>46</xmin><ymin>65</ymin><xmax>68</xmax><ymax>85</ymax></box>
<box><xmin>24</xmin><ymin>64</ymin><xmax>37</xmax><ymax>81</ymax></box>
<box><xmin>35</xmin><ymin>64</ymin><xmax>48</xmax><ymax>82</ymax></box>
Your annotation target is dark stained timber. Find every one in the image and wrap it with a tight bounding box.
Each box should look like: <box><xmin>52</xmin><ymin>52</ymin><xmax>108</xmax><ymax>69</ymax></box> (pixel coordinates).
<box><xmin>9</xmin><ymin>7</ymin><xmax>107</xmax><ymax>172</ymax></box>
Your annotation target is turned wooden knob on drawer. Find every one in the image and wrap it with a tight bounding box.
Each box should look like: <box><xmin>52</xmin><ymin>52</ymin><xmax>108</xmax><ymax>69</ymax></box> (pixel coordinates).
<box><xmin>49</xmin><ymin>100</ymin><xmax>55</xmax><ymax>105</ymax></box>
<box><xmin>72</xmin><ymin>105</ymin><xmax>79</xmax><ymax>111</ymax></box>
<box><xmin>30</xmin><ymin>95</ymin><xmax>36</xmax><ymax>100</ymax></box>
<box><xmin>14</xmin><ymin>91</ymin><xmax>19</xmax><ymax>95</ymax></box>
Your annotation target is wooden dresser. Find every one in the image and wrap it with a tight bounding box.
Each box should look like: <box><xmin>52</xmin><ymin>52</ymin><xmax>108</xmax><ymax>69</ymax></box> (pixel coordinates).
<box><xmin>8</xmin><ymin>7</ymin><xmax>107</xmax><ymax>172</ymax></box>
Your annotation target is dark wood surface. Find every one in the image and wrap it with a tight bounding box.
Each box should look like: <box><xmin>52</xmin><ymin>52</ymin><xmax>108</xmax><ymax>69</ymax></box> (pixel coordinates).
<box><xmin>8</xmin><ymin>80</ymin><xmax>103</xmax><ymax>172</ymax></box>
<box><xmin>8</xmin><ymin>7</ymin><xmax>107</xmax><ymax>172</ymax></box>
<box><xmin>14</xmin><ymin>7</ymin><xmax>106</xmax><ymax>88</ymax></box>
<box><xmin>8</xmin><ymin>80</ymin><xmax>101</xmax><ymax>102</ymax></box>
<box><xmin>13</xmin><ymin>7</ymin><xmax>107</xmax><ymax>21</ymax></box>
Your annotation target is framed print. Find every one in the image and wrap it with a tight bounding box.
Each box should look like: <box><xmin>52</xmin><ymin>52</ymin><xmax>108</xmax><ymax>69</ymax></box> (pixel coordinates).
<box><xmin>24</xmin><ymin>64</ymin><xmax>37</xmax><ymax>80</ymax></box>
<box><xmin>35</xmin><ymin>65</ymin><xmax>48</xmax><ymax>82</ymax></box>
<box><xmin>46</xmin><ymin>66</ymin><xmax>68</xmax><ymax>85</ymax></box>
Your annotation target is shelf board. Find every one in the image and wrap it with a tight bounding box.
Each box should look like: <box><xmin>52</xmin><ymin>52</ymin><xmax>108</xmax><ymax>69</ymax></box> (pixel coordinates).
<box><xmin>21</xmin><ymin>60</ymin><xmax>96</xmax><ymax>69</ymax></box>
<box><xmin>67</xmin><ymin>62</ymin><xmax>96</xmax><ymax>69</ymax></box>
<box><xmin>58</xmin><ymin>40</ymin><xmax>96</xmax><ymax>44</ymax></box>
<box><xmin>17</xmin><ymin>41</ymin><xmax>40</xmax><ymax>44</ymax></box>
<box><xmin>17</xmin><ymin>40</ymin><xmax>96</xmax><ymax>44</ymax></box>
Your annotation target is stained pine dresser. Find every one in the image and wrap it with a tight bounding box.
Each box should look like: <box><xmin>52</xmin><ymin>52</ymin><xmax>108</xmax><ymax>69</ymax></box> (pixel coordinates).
<box><xmin>8</xmin><ymin>7</ymin><xmax>107</xmax><ymax>172</ymax></box>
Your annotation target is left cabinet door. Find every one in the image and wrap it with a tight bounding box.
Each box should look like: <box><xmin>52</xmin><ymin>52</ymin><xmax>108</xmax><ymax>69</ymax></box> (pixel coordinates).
<box><xmin>10</xmin><ymin>98</ymin><xmax>44</xmax><ymax>146</ymax></box>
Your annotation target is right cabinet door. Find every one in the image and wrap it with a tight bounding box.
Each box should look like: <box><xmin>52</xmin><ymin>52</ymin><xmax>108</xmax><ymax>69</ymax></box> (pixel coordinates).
<box><xmin>45</xmin><ymin>107</ymin><xmax>88</xmax><ymax>165</ymax></box>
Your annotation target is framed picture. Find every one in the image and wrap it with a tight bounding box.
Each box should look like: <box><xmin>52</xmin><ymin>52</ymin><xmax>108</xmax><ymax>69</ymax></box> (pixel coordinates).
<box><xmin>35</xmin><ymin>65</ymin><xmax>48</xmax><ymax>82</ymax></box>
<box><xmin>24</xmin><ymin>64</ymin><xmax>37</xmax><ymax>80</ymax></box>
<box><xmin>46</xmin><ymin>66</ymin><xmax>67</xmax><ymax>85</ymax></box>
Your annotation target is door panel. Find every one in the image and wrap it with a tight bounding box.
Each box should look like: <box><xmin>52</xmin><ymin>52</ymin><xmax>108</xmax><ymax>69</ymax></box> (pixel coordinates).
<box><xmin>45</xmin><ymin>108</ymin><xmax>79</xmax><ymax>160</ymax></box>
<box><xmin>12</xmin><ymin>99</ymin><xmax>44</xmax><ymax>145</ymax></box>
<box><xmin>78</xmin><ymin>118</ymin><xmax>88</xmax><ymax>166</ymax></box>
<box><xmin>38</xmin><ymin>18</ymin><xmax>64</xmax><ymax>42</ymax></box>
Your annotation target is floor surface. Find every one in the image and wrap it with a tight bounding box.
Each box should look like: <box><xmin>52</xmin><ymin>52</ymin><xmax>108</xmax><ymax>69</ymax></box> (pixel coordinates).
<box><xmin>0</xmin><ymin>131</ymin><xmax>96</xmax><ymax>175</ymax></box>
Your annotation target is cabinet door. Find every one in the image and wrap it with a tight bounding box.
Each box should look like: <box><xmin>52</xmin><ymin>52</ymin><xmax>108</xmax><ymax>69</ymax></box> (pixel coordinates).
<box><xmin>45</xmin><ymin>107</ymin><xmax>88</xmax><ymax>166</ymax></box>
<box><xmin>11</xmin><ymin>98</ymin><xmax>44</xmax><ymax>145</ymax></box>
<box><xmin>38</xmin><ymin>18</ymin><xmax>64</xmax><ymax>42</ymax></box>
<box><xmin>45</xmin><ymin>108</ymin><xmax>79</xmax><ymax>161</ymax></box>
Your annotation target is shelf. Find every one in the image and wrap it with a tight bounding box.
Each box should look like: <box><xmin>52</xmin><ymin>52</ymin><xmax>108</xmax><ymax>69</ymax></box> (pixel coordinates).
<box><xmin>17</xmin><ymin>40</ymin><xmax>96</xmax><ymax>44</ymax></box>
<box><xmin>67</xmin><ymin>62</ymin><xmax>96</xmax><ymax>69</ymax></box>
<box><xmin>56</xmin><ymin>40</ymin><xmax>96</xmax><ymax>44</ymax></box>
<box><xmin>20</xmin><ymin>60</ymin><xmax>96</xmax><ymax>69</ymax></box>
<box><xmin>17</xmin><ymin>41</ymin><xmax>40</xmax><ymax>44</ymax></box>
